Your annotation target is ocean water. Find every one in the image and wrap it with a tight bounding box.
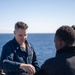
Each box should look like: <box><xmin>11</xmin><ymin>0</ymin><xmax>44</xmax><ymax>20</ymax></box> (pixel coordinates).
<box><xmin>0</xmin><ymin>33</ymin><xmax>56</xmax><ymax>66</ymax></box>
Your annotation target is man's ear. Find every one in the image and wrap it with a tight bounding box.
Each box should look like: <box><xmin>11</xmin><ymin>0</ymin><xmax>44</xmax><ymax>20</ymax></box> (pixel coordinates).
<box><xmin>59</xmin><ymin>40</ymin><xmax>63</xmax><ymax>47</ymax></box>
<box><xmin>59</xmin><ymin>40</ymin><xmax>65</xmax><ymax>48</ymax></box>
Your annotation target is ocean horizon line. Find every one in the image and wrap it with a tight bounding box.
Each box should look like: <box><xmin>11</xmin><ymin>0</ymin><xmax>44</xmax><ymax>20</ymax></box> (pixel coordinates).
<box><xmin>0</xmin><ymin>33</ymin><xmax>55</xmax><ymax>34</ymax></box>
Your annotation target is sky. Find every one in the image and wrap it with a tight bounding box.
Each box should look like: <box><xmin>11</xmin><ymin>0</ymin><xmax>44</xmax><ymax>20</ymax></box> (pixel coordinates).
<box><xmin>0</xmin><ymin>0</ymin><xmax>75</xmax><ymax>33</ymax></box>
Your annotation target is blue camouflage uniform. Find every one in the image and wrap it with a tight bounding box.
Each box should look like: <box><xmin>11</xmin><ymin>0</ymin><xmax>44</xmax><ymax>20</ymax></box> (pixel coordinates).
<box><xmin>1</xmin><ymin>38</ymin><xmax>40</xmax><ymax>75</ymax></box>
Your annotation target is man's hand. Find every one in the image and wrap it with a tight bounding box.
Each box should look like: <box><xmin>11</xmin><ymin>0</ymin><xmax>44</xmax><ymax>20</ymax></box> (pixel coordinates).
<box><xmin>20</xmin><ymin>63</ymin><xmax>36</xmax><ymax>75</ymax></box>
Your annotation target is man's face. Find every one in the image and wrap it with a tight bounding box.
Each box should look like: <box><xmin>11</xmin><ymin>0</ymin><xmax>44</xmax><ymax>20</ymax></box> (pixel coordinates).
<box><xmin>54</xmin><ymin>35</ymin><xmax>61</xmax><ymax>50</ymax></box>
<box><xmin>14</xmin><ymin>28</ymin><xmax>28</xmax><ymax>45</ymax></box>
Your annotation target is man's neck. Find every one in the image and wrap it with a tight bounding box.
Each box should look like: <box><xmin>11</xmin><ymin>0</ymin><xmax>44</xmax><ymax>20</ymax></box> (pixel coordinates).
<box><xmin>20</xmin><ymin>42</ymin><xmax>26</xmax><ymax>49</ymax></box>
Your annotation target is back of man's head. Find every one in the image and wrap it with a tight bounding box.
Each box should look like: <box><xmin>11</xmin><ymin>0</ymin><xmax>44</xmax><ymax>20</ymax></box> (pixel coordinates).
<box><xmin>55</xmin><ymin>26</ymin><xmax>75</xmax><ymax>45</ymax></box>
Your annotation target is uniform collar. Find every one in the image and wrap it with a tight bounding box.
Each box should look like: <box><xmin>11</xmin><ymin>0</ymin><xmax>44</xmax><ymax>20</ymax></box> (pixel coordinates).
<box><xmin>12</xmin><ymin>37</ymin><xmax>28</xmax><ymax>50</ymax></box>
<box><xmin>56</xmin><ymin>46</ymin><xmax>75</xmax><ymax>55</ymax></box>
<box><xmin>12</xmin><ymin>37</ymin><xmax>20</xmax><ymax>48</ymax></box>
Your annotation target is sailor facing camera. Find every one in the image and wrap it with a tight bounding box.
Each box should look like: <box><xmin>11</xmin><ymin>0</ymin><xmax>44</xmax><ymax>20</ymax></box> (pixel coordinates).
<box><xmin>1</xmin><ymin>21</ymin><xmax>40</xmax><ymax>75</ymax></box>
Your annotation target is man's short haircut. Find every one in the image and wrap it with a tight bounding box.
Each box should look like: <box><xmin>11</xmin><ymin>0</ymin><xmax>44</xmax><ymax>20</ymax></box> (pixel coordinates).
<box><xmin>55</xmin><ymin>26</ymin><xmax>75</xmax><ymax>45</ymax></box>
<box><xmin>15</xmin><ymin>21</ymin><xmax>28</xmax><ymax>30</ymax></box>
